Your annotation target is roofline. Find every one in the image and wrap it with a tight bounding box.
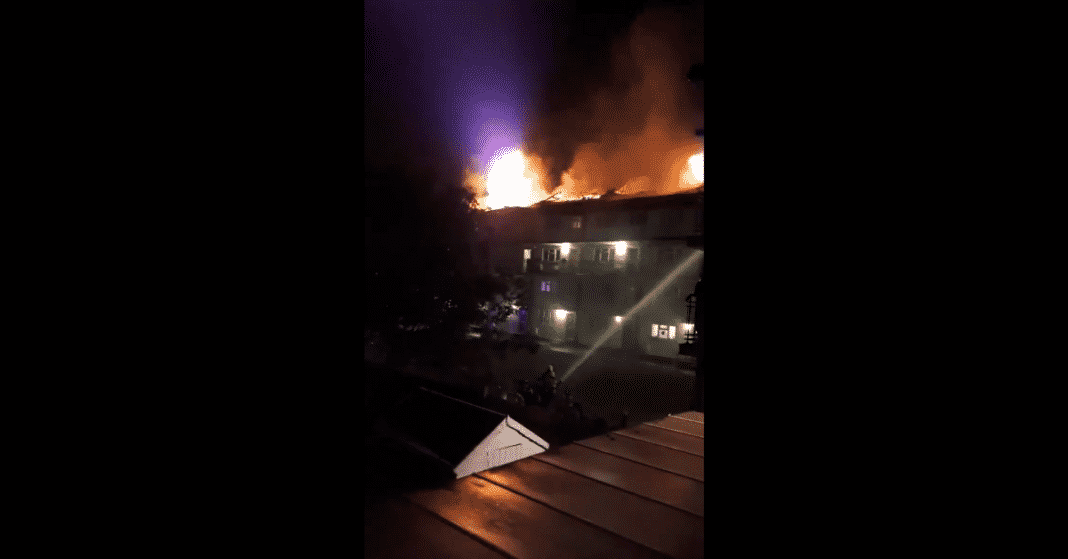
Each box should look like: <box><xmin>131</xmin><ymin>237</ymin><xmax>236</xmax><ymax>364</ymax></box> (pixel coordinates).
<box><xmin>417</xmin><ymin>386</ymin><xmax>506</xmax><ymax>418</ymax></box>
<box><xmin>529</xmin><ymin>189</ymin><xmax>703</xmax><ymax>212</ymax></box>
<box><xmin>473</xmin><ymin>189</ymin><xmax>702</xmax><ymax>217</ymax></box>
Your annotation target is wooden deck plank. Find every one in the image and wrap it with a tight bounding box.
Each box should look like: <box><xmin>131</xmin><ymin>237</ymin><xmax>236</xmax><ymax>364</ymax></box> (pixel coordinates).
<box><xmin>405</xmin><ymin>475</ymin><xmax>668</xmax><ymax>559</ymax></box>
<box><xmin>615</xmin><ymin>424</ymin><xmax>704</xmax><ymax>457</ymax></box>
<box><xmin>365</xmin><ymin>497</ymin><xmax>510</xmax><ymax>559</ymax></box>
<box><xmin>533</xmin><ymin>444</ymin><xmax>704</xmax><ymax>517</ymax></box>
<box><xmin>576</xmin><ymin>433</ymin><xmax>704</xmax><ymax>482</ymax></box>
<box><xmin>649</xmin><ymin>416</ymin><xmax>704</xmax><ymax>438</ymax></box>
<box><xmin>477</xmin><ymin>459</ymin><xmax>704</xmax><ymax>559</ymax></box>
<box><xmin>672</xmin><ymin>411</ymin><xmax>704</xmax><ymax>423</ymax></box>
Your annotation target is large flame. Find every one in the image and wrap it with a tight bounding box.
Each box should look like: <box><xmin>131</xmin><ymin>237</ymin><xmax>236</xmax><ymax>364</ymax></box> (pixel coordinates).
<box><xmin>688</xmin><ymin>152</ymin><xmax>703</xmax><ymax>182</ymax></box>
<box><xmin>464</xmin><ymin>145</ymin><xmax>702</xmax><ymax>210</ymax></box>
<box><xmin>485</xmin><ymin>150</ymin><xmax>538</xmax><ymax>209</ymax></box>
<box><xmin>464</xmin><ymin>149</ymin><xmax>550</xmax><ymax>210</ymax></box>
<box><xmin>462</xmin><ymin>5</ymin><xmax>703</xmax><ymax>210</ymax></box>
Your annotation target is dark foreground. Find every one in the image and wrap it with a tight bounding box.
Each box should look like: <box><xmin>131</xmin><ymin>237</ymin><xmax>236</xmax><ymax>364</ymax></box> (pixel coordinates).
<box><xmin>365</xmin><ymin>362</ymin><xmax>615</xmax><ymax>503</ymax></box>
<box><xmin>364</xmin><ymin>404</ymin><xmax>706</xmax><ymax>559</ymax></box>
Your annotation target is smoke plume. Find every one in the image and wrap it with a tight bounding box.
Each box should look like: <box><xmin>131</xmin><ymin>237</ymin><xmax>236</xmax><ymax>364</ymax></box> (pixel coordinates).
<box><xmin>523</xmin><ymin>3</ymin><xmax>704</xmax><ymax>198</ymax></box>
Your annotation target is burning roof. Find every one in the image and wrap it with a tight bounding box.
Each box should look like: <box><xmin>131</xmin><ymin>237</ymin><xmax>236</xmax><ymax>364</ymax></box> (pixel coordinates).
<box><xmin>530</xmin><ymin>186</ymin><xmax>703</xmax><ymax>212</ymax></box>
<box><xmin>460</xmin><ymin>3</ymin><xmax>703</xmax><ymax>213</ymax></box>
<box><xmin>465</xmin><ymin>147</ymin><xmax>703</xmax><ymax>211</ymax></box>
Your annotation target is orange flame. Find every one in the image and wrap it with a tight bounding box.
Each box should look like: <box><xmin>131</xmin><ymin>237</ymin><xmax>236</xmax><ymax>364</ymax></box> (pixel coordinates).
<box><xmin>465</xmin><ymin>145</ymin><xmax>703</xmax><ymax>210</ymax></box>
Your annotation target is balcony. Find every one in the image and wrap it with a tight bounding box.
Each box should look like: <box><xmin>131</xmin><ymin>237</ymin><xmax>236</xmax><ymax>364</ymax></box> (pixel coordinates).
<box><xmin>526</xmin><ymin>258</ymin><xmax>630</xmax><ymax>275</ymax></box>
<box><xmin>679</xmin><ymin>291</ymin><xmax>698</xmax><ymax>356</ymax></box>
<box><xmin>526</xmin><ymin>259</ymin><xmax>568</xmax><ymax>273</ymax></box>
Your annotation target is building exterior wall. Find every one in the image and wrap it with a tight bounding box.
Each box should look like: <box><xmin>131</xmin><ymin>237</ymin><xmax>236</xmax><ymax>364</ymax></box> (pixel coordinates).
<box><xmin>476</xmin><ymin>191</ymin><xmax>703</xmax><ymax>357</ymax></box>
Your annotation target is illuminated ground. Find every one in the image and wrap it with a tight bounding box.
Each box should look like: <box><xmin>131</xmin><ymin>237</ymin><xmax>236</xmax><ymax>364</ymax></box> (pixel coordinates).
<box><xmin>382</xmin><ymin>340</ymin><xmax>696</xmax><ymax>427</ymax></box>
<box><xmin>488</xmin><ymin>343</ymin><xmax>696</xmax><ymax>426</ymax></box>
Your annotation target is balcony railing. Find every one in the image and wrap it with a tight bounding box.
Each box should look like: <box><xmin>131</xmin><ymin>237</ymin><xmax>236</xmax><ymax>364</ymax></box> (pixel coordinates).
<box><xmin>526</xmin><ymin>258</ymin><xmax>629</xmax><ymax>274</ymax></box>
<box><xmin>679</xmin><ymin>291</ymin><xmax>698</xmax><ymax>356</ymax></box>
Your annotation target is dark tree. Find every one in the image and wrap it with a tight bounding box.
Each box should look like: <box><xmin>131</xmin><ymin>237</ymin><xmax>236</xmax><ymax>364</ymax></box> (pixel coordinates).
<box><xmin>365</xmin><ymin>164</ymin><xmax>519</xmax><ymax>358</ymax></box>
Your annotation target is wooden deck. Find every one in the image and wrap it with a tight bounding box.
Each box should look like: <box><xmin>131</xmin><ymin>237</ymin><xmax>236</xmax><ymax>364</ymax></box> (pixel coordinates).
<box><xmin>366</xmin><ymin>411</ymin><xmax>705</xmax><ymax>559</ymax></box>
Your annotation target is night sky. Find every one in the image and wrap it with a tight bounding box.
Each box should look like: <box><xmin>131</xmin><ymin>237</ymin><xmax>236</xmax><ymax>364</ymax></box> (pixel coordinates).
<box><xmin>364</xmin><ymin>0</ymin><xmax>703</xmax><ymax>189</ymax></box>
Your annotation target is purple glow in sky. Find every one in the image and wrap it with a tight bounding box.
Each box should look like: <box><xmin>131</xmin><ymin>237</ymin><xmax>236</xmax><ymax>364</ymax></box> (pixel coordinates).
<box><xmin>365</xmin><ymin>0</ymin><xmax>568</xmax><ymax>172</ymax></box>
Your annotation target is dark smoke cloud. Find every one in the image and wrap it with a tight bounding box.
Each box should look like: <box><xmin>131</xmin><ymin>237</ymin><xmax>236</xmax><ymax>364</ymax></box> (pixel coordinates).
<box><xmin>522</xmin><ymin>1</ymin><xmax>704</xmax><ymax>195</ymax></box>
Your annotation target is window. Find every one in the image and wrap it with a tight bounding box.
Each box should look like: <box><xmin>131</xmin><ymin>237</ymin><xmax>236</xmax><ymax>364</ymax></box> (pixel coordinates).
<box><xmin>523</xmin><ymin>249</ymin><xmax>531</xmax><ymax>261</ymax></box>
<box><xmin>571</xmin><ymin>216</ymin><xmax>583</xmax><ymax>229</ymax></box>
<box><xmin>651</xmin><ymin>324</ymin><xmax>676</xmax><ymax>340</ymax></box>
<box><xmin>681</xmin><ymin>323</ymin><xmax>695</xmax><ymax>341</ymax></box>
<box><xmin>543</xmin><ymin>247</ymin><xmax>560</xmax><ymax>262</ymax></box>
<box><xmin>540</xmin><ymin>281</ymin><xmax>555</xmax><ymax>292</ymax></box>
<box><xmin>595</xmin><ymin>246</ymin><xmax>613</xmax><ymax>262</ymax></box>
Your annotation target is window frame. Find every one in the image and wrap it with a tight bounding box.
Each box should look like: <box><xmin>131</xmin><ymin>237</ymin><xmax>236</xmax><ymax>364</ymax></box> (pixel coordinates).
<box><xmin>595</xmin><ymin>246</ymin><xmax>614</xmax><ymax>262</ymax></box>
<box><xmin>651</xmin><ymin>324</ymin><xmax>676</xmax><ymax>340</ymax></box>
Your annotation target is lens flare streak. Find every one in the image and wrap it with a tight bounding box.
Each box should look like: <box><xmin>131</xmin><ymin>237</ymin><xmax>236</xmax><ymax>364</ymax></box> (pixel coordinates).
<box><xmin>560</xmin><ymin>250</ymin><xmax>703</xmax><ymax>382</ymax></box>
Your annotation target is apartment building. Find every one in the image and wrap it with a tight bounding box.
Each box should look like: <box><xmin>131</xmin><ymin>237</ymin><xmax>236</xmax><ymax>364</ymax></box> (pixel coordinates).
<box><xmin>475</xmin><ymin>189</ymin><xmax>703</xmax><ymax>358</ymax></box>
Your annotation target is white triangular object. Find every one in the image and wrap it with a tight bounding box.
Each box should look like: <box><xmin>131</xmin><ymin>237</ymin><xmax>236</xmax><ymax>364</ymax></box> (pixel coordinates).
<box><xmin>453</xmin><ymin>416</ymin><xmax>549</xmax><ymax>478</ymax></box>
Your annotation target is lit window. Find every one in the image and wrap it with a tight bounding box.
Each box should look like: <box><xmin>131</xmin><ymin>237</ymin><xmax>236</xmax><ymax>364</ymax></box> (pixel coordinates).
<box><xmin>541</xmin><ymin>281</ymin><xmax>555</xmax><ymax>292</ymax></box>
<box><xmin>669</xmin><ymin>326</ymin><xmax>676</xmax><ymax>339</ymax></box>
<box><xmin>651</xmin><ymin>324</ymin><xmax>659</xmax><ymax>337</ymax></box>
<box><xmin>560</xmin><ymin>243</ymin><xmax>570</xmax><ymax>258</ymax></box>
<box><xmin>524</xmin><ymin>249</ymin><xmax>531</xmax><ymax>260</ymax></box>
<box><xmin>614</xmin><ymin>241</ymin><xmax>627</xmax><ymax>256</ymax></box>
<box><xmin>554</xmin><ymin>309</ymin><xmax>568</xmax><ymax>321</ymax></box>
<box><xmin>571</xmin><ymin>216</ymin><xmax>582</xmax><ymax>229</ymax></box>
<box><xmin>681</xmin><ymin>323</ymin><xmax>695</xmax><ymax>333</ymax></box>
<box><xmin>652</xmin><ymin>324</ymin><xmax>673</xmax><ymax>339</ymax></box>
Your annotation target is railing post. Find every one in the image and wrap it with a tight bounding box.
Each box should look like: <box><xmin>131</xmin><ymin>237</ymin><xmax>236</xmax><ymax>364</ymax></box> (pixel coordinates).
<box><xmin>692</xmin><ymin>278</ymin><xmax>704</xmax><ymax>412</ymax></box>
